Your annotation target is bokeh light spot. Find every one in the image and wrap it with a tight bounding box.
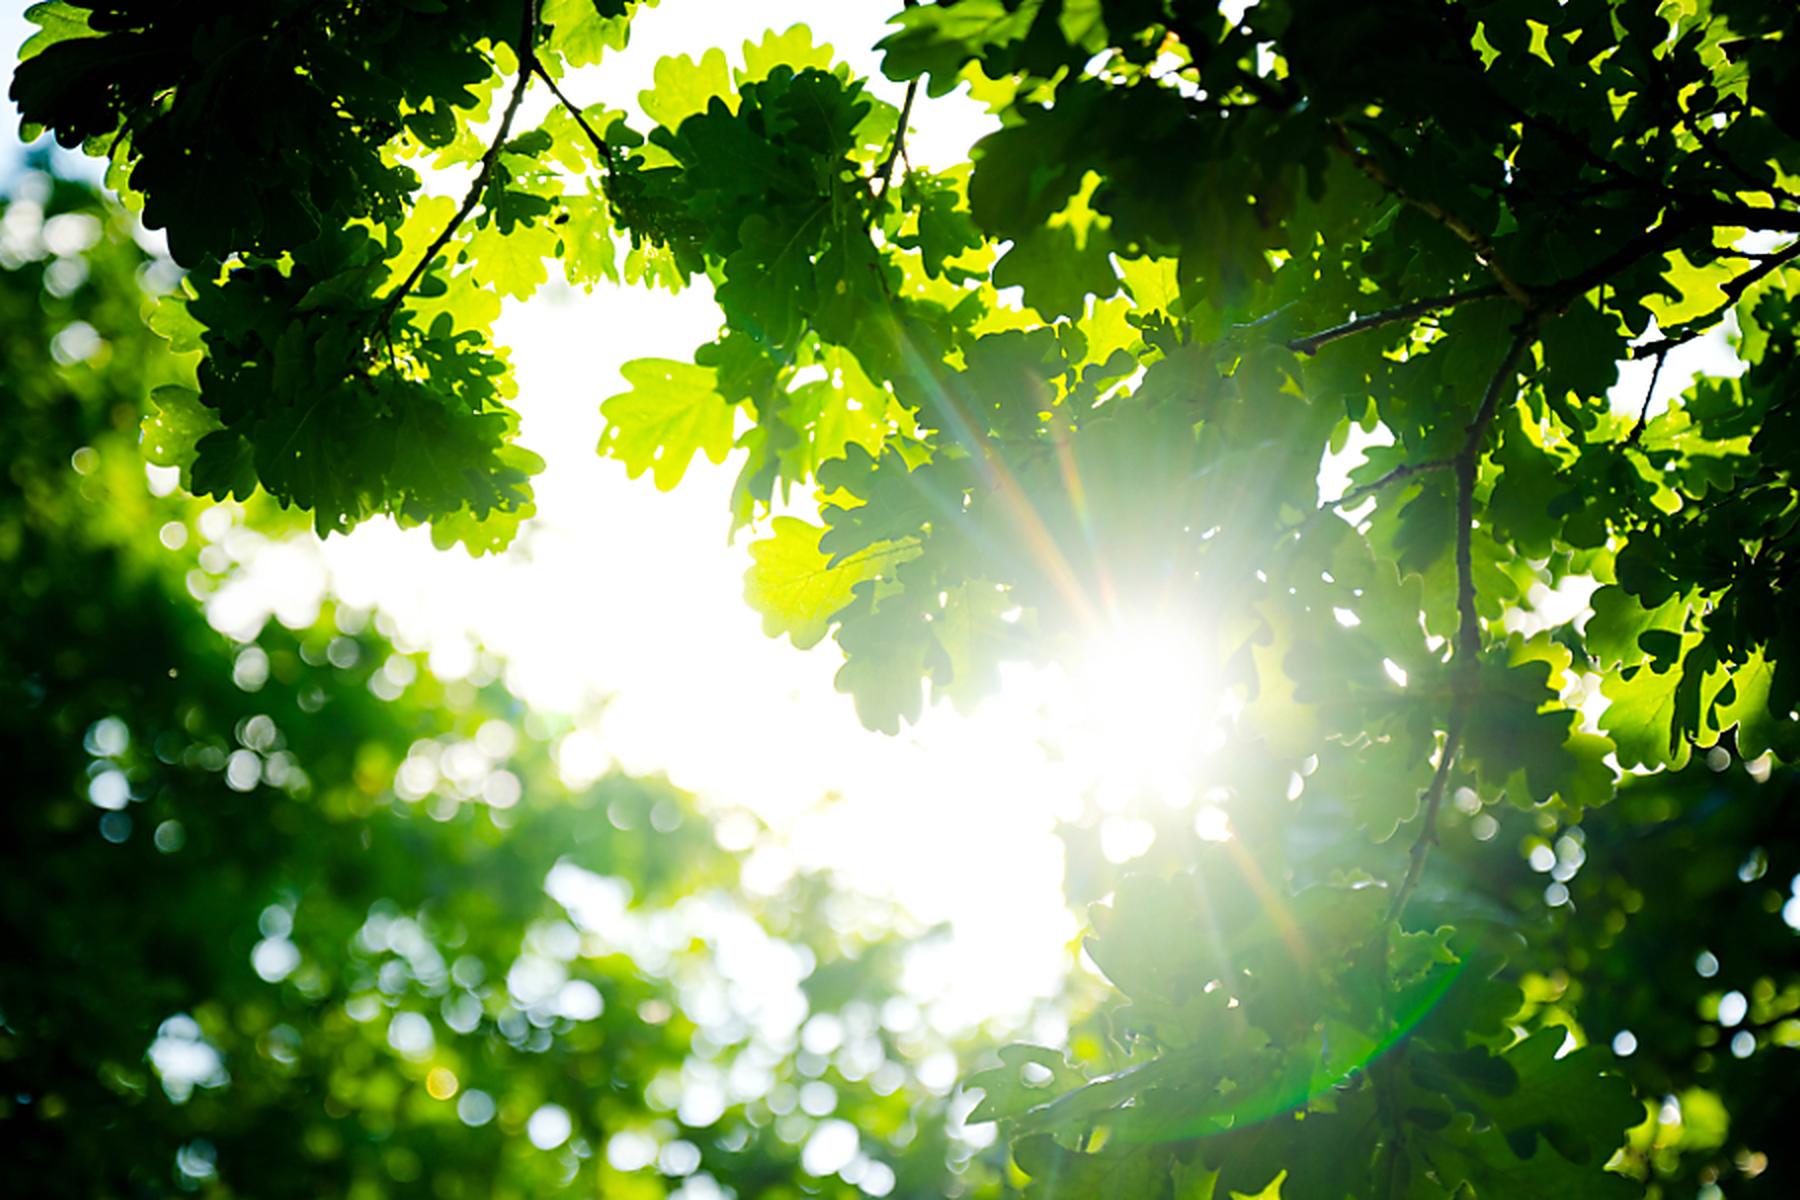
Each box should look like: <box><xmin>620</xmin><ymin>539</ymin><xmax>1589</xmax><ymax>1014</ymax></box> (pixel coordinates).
<box><xmin>527</xmin><ymin>1103</ymin><xmax>572</xmax><ymax>1150</ymax></box>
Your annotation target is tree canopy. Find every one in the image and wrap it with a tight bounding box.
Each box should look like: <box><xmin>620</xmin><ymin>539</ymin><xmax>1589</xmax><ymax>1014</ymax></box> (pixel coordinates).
<box><xmin>8</xmin><ymin>1</ymin><xmax>1800</xmax><ymax>1198</ymax></box>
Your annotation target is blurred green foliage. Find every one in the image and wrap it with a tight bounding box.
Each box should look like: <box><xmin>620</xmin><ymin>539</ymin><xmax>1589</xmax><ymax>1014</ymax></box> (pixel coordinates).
<box><xmin>0</xmin><ymin>169</ymin><xmax>998</xmax><ymax>1198</ymax></box>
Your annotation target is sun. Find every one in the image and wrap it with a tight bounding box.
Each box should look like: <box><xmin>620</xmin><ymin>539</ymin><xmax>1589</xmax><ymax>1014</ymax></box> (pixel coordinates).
<box><xmin>1054</xmin><ymin>612</ymin><xmax>1232</xmax><ymax>820</ymax></box>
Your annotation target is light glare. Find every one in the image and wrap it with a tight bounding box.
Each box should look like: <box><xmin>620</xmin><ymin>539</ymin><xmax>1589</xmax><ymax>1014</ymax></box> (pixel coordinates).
<box><xmin>1062</xmin><ymin>615</ymin><xmax>1227</xmax><ymax>812</ymax></box>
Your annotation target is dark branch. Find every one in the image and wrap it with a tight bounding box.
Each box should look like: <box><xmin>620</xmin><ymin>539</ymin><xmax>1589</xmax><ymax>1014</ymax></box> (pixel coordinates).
<box><xmin>1385</xmin><ymin>320</ymin><xmax>1538</xmax><ymax>924</ymax></box>
<box><xmin>874</xmin><ymin>78</ymin><xmax>919</xmax><ymax>199</ymax></box>
<box><xmin>1315</xmin><ymin>459</ymin><xmax>1453</xmax><ymax>517</ymax></box>
<box><xmin>1678</xmin><ymin>89</ymin><xmax>1800</xmax><ymax>208</ymax></box>
<box><xmin>1539</xmin><ymin>211</ymin><xmax>1698</xmax><ymax>309</ymax></box>
<box><xmin>1630</xmin><ymin>238</ymin><xmax>1800</xmax><ymax>358</ymax></box>
<box><xmin>1626</xmin><ymin>347</ymin><xmax>1669</xmax><ymax>446</ymax></box>
<box><xmin>1286</xmin><ymin>286</ymin><xmax>1502</xmax><ymax>356</ymax></box>
<box><xmin>1689</xmin><ymin>197</ymin><xmax>1800</xmax><ymax>233</ymax></box>
<box><xmin>533</xmin><ymin>62</ymin><xmax>618</xmax><ymax>177</ymax></box>
<box><xmin>1331</xmin><ymin>121</ymin><xmax>1535</xmax><ymax>307</ymax></box>
<box><xmin>374</xmin><ymin>0</ymin><xmax>540</xmax><ymax>338</ymax></box>
<box><xmin>870</xmin><ymin>0</ymin><xmax>920</xmax><ymax>201</ymax></box>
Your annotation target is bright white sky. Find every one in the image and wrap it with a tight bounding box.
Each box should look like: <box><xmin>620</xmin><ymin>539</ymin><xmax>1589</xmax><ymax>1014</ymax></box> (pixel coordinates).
<box><xmin>0</xmin><ymin>0</ymin><xmax>1745</xmax><ymax>1036</ymax></box>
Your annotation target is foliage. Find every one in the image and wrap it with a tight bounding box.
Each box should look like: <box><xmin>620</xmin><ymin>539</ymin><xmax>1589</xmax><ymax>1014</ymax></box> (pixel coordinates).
<box><xmin>11</xmin><ymin>1</ymin><xmax>1800</xmax><ymax>1197</ymax></box>
<box><xmin>0</xmin><ymin>173</ymin><xmax>997</xmax><ymax>1198</ymax></box>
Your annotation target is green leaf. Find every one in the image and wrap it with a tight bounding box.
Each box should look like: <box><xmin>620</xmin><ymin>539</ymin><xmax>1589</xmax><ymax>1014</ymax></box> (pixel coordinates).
<box><xmin>1012</xmin><ymin>1134</ymin><xmax>1173</xmax><ymax>1200</ymax></box>
<box><xmin>541</xmin><ymin>0</ymin><xmax>633</xmax><ymax>69</ymax></box>
<box><xmin>1117</xmin><ymin>254</ymin><xmax>1183</xmax><ymax>315</ymax></box>
<box><xmin>639</xmin><ymin>47</ymin><xmax>734</xmax><ymax>129</ymax></box>
<box><xmin>963</xmin><ymin>1044</ymin><xmax>1087</xmax><ymax>1125</ymax></box>
<box><xmin>140</xmin><ymin>385</ymin><xmax>219</xmax><ymax>475</ymax></box>
<box><xmin>1585</xmin><ymin>585</ymin><xmax>1688</xmax><ymax>672</ymax></box>
<box><xmin>742</xmin><ymin>518</ymin><xmax>916</xmax><ymax>649</ymax></box>
<box><xmin>994</xmin><ymin>217</ymin><xmax>1118</xmax><ymax>321</ymax></box>
<box><xmin>426</xmin><ymin>499</ymin><xmax>535</xmax><ymax>557</ymax></box>
<box><xmin>599</xmin><ymin>358</ymin><xmax>736</xmax><ymax>490</ymax></box>
<box><xmin>557</xmin><ymin>192</ymin><xmax>619</xmax><ymax>287</ymax></box>
<box><xmin>877</xmin><ymin>0</ymin><xmax>1041</xmax><ymax>96</ymax></box>
<box><xmin>19</xmin><ymin>2</ymin><xmax>92</xmax><ymax>63</ymax></box>
<box><xmin>1464</xmin><ymin>639</ymin><xmax>1616</xmax><ymax>811</ymax></box>
<box><xmin>738</xmin><ymin>24</ymin><xmax>836</xmax><ymax>85</ymax></box>
<box><xmin>1601</xmin><ymin>659</ymin><xmax>1692</xmax><ymax>771</ymax></box>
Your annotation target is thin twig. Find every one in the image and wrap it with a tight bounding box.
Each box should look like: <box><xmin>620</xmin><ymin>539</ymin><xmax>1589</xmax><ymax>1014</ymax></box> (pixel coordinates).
<box><xmin>374</xmin><ymin>0</ymin><xmax>541</xmax><ymax>338</ymax></box>
<box><xmin>1538</xmin><ymin>211</ymin><xmax>1697</xmax><ymax>310</ymax></box>
<box><xmin>1688</xmin><ymin>116</ymin><xmax>1800</xmax><ymax>207</ymax></box>
<box><xmin>874</xmin><ymin>78</ymin><xmax>919</xmax><ymax>200</ymax></box>
<box><xmin>1673</xmin><ymin>72</ymin><xmax>1800</xmax><ymax>208</ymax></box>
<box><xmin>532</xmin><ymin>62</ymin><xmax>617</xmax><ymax>177</ymax></box>
<box><xmin>1504</xmin><ymin>101</ymin><xmax>1652</xmax><ymax>193</ymax></box>
<box><xmin>1626</xmin><ymin>348</ymin><xmax>1669</xmax><ymax>446</ymax></box>
<box><xmin>1286</xmin><ymin>286</ymin><xmax>1502</xmax><ymax>356</ymax></box>
<box><xmin>1630</xmin><ymin>238</ymin><xmax>1800</xmax><ymax>358</ymax></box>
<box><xmin>1278</xmin><ymin>459</ymin><xmax>1452</xmax><ymax>538</ymax></box>
<box><xmin>1331</xmin><ymin>121</ymin><xmax>1534</xmax><ymax>308</ymax></box>
<box><xmin>1313</xmin><ymin>459</ymin><xmax>1453</xmax><ymax>519</ymax></box>
<box><xmin>871</xmin><ymin>0</ymin><xmax>920</xmax><ymax>201</ymax></box>
<box><xmin>1385</xmin><ymin>320</ymin><xmax>1538</xmax><ymax>924</ymax></box>
<box><xmin>1689</xmin><ymin>197</ymin><xmax>1800</xmax><ymax>233</ymax></box>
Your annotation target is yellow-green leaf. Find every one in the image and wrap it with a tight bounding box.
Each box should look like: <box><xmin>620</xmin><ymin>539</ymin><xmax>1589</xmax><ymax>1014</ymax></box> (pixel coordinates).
<box><xmin>739</xmin><ymin>25</ymin><xmax>836</xmax><ymax>86</ymax></box>
<box><xmin>744</xmin><ymin>517</ymin><xmax>916</xmax><ymax>648</ymax></box>
<box><xmin>600</xmin><ymin>358</ymin><xmax>736</xmax><ymax>490</ymax></box>
<box><xmin>640</xmin><ymin>47</ymin><xmax>734</xmax><ymax>129</ymax></box>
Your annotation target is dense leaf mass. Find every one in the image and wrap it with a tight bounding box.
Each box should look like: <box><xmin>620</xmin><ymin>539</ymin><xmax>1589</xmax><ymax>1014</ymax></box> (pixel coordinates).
<box><xmin>11</xmin><ymin>0</ymin><xmax>1800</xmax><ymax>1197</ymax></box>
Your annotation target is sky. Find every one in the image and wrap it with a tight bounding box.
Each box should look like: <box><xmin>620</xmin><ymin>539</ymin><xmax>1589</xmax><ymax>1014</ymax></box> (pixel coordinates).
<box><xmin>0</xmin><ymin>0</ymin><xmax>1745</xmax><ymax>1036</ymax></box>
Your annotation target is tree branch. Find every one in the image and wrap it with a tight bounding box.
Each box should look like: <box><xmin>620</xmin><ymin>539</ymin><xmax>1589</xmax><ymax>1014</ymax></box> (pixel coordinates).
<box><xmin>374</xmin><ymin>0</ymin><xmax>540</xmax><ymax>339</ymax></box>
<box><xmin>532</xmin><ymin>62</ymin><xmax>617</xmax><ymax>178</ymax></box>
<box><xmin>1626</xmin><ymin>347</ymin><xmax>1669</xmax><ymax>446</ymax></box>
<box><xmin>1331</xmin><ymin>121</ymin><xmax>1535</xmax><ymax>308</ymax></box>
<box><xmin>871</xmin><ymin>0</ymin><xmax>920</xmax><ymax>201</ymax></box>
<box><xmin>1630</xmin><ymin>238</ymin><xmax>1800</xmax><ymax>358</ymax></box>
<box><xmin>1531</xmin><ymin>209</ymin><xmax>1700</xmax><ymax>315</ymax></box>
<box><xmin>874</xmin><ymin>78</ymin><xmax>919</xmax><ymax>199</ymax></box>
<box><xmin>1315</xmin><ymin>459</ymin><xmax>1453</xmax><ymax>517</ymax></box>
<box><xmin>1687</xmin><ymin>114</ymin><xmax>1800</xmax><ymax>208</ymax></box>
<box><xmin>1385</xmin><ymin>320</ymin><xmax>1538</xmax><ymax>924</ymax></box>
<box><xmin>1286</xmin><ymin>286</ymin><xmax>1502</xmax><ymax>356</ymax></box>
<box><xmin>1688</xmin><ymin>196</ymin><xmax>1800</xmax><ymax>233</ymax></box>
